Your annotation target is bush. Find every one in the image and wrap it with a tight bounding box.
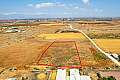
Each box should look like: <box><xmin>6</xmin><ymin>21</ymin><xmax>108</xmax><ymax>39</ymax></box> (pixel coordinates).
<box><xmin>101</xmin><ymin>76</ymin><xmax>116</xmax><ymax>80</ymax></box>
<box><xmin>94</xmin><ymin>52</ymin><xmax>106</xmax><ymax>60</ymax></box>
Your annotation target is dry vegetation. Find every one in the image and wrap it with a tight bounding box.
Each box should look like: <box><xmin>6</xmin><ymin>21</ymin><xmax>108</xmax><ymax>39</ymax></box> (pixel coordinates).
<box><xmin>0</xmin><ymin>21</ymin><xmax>119</xmax><ymax>69</ymax></box>
<box><xmin>94</xmin><ymin>39</ymin><xmax>120</xmax><ymax>53</ymax></box>
<box><xmin>37</xmin><ymin>33</ymin><xmax>86</xmax><ymax>40</ymax></box>
<box><xmin>71</xmin><ymin>21</ymin><xmax>120</xmax><ymax>54</ymax></box>
<box><xmin>36</xmin><ymin>33</ymin><xmax>115</xmax><ymax>68</ymax></box>
<box><xmin>0</xmin><ymin>20</ymin><xmax>120</xmax><ymax>79</ymax></box>
<box><xmin>0</xmin><ymin>22</ymin><xmax>66</xmax><ymax>68</ymax></box>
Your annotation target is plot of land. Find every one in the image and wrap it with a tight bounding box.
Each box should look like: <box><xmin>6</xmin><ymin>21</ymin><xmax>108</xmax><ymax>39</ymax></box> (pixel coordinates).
<box><xmin>0</xmin><ymin>22</ymin><xmax>66</xmax><ymax>68</ymax></box>
<box><xmin>36</xmin><ymin>33</ymin><xmax>115</xmax><ymax>68</ymax></box>
<box><xmin>37</xmin><ymin>33</ymin><xmax>87</xmax><ymax>40</ymax></box>
<box><xmin>0</xmin><ymin>21</ymin><xmax>120</xmax><ymax>80</ymax></box>
<box><xmin>0</xmin><ymin>22</ymin><xmax>117</xmax><ymax>69</ymax></box>
<box><xmin>0</xmin><ymin>39</ymin><xmax>48</xmax><ymax>68</ymax></box>
<box><xmin>36</xmin><ymin>41</ymin><xmax>81</xmax><ymax>67</ymax></box>
<box><xmin>94</xmin><ymin>39</ymin><xmax>120</xmax><ymax>53</ymax></box>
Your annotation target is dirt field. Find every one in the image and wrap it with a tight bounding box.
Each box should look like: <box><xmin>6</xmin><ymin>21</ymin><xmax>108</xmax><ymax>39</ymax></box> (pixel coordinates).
<box><xmin>0</xmin><ymin>22</ymin><xmax>66</xmax><ymax>68</ymax></box>
<box><xmin>0</xmin><ymin>21</ymin><xmax>119</xmax><ymax>69</ymax></box>
<box><xmin>94</xmin><ymin>39</ymin><xmax>120</xmax><ymax>53</ymax></box>
<box><xmin>0</xmin><ymin>21</ymin><xmax>120</xmax><ymax>79</ymax></box>
<box><xmin>70</xmin><ymin>21</ymin><xmax>120</xmax><ymax>33</ymax></box>
<box><xmin>35</xmin><ymin>33</ymin><xmax>115</xmax><ymax>68</ymax></box>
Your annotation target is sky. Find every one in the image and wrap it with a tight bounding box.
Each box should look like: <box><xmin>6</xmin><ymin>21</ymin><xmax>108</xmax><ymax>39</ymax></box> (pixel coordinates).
<box><xmin>0</xmin><ymin>0</ymin><xmax>120</xmax><ymax>19</ymax></box>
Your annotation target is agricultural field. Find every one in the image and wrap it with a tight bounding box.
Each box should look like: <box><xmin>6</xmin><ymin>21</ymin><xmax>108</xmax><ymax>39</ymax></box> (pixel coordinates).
<box><xmin>35</xmin><ymin>33</ymin><xmax>115</xmax><ymax>68</ymax></box>
<box><xmin>0</xmin><ymin>21</ymin><xmax>118</xmax><ymax>69</ymax></box>
<box><xmin>70</xmin><ymin>21</ymin><xmax>120</xmax><ymax>33</ymax></box>
<box><xmin>37</xmin><ymin>41</ymin><xmax>80</xmax><ymax>66</ymax></box>
<box><xmin>94</xmin><ymin>39</ymin><xmax>120</xmax><ymax>53</ymax></box>
<box><xmin>71</xmin><ymin>21</ymin><xmax>120</xmax><ymax>54</ymax></box>
<box><xmin>0</xmin><ymin>21</ymin><xmax>120</xmax><ymax>79</ymax></box>
<box><xmin>37</xmin><ymin>33</ymin><xmax>86</xmax><ymax>40</ymax></box>
<box><xmin>0</xmin><ymin>22</ymin><xmax>66</xmax><ymax>68</ymax></box>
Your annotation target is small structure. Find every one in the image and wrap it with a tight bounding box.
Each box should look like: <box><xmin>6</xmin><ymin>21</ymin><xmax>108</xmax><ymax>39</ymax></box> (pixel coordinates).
<box><xmin>56</xmin><ymin>69</ymin><xmax>91</xmax><ymax>80</ymax></box>
<box><xmin>110</xmin><ymin>54</ymin><xmax>119</xmax><ymax>60</ymax></box>
<box><xmin>79</xmin><ymin>76</ymin><xmax>91</xmax><ymax>80</ymax></box>
<box><xmin>7</xmin><ymin>78</ymin><xmax>17</xmax><ymax>80</ymax></box>
<box><xmin>56</xmin><ymin>69</ymin><xmax>66</xmax><ymax>80</ymax></box>
<box><xmin>5</xmin><ymin>27</ymin><xmax>21</xmax><ymax>33</ymax></box>
<box><xmin>6</xmin><ymin>29</ymin><xmax>21</xmax><ymax>33</ymax></box>
<box><xmin>55</xmin><ymin>29</ymin><xmax>80</xmax><ymax>33</ymax></box>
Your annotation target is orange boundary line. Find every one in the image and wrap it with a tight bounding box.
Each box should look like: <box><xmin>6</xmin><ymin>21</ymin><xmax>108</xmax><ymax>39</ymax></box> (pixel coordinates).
<box><xmin>36</xmin><ymin>41</ymin><xmax>55</xmax><ymax>64</ymax></box>
<box><xmin>74</xmin><ymin>41</ymin><xmax>81</xmax><ymax>66</ymax></box>
<box><xmin>35</xmin><ymin>40</ymin><xmax>81</xmax><ymax>68</ymax></box>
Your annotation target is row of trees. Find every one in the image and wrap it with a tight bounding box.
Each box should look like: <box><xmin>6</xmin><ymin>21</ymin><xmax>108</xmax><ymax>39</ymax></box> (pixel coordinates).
<box><xmin>97</xmin><ymin>73</ymin><xmax>116</xmax><ymax>80</ymax></box>
<box><xmin>88</xmin><ymin>33</ymin><xmax>120</xmax><ymax>39</ymax></box>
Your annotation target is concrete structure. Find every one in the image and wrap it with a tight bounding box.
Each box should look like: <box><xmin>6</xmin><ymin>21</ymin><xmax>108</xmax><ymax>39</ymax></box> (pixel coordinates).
<box><xmin>56</xmin><ymin>69</ymin><xmax>66</xmax><ymax>80</ymax></box>
<box><xmin>70</xmin><ymin>69</ymin><xmax>80</xmax><ymax>80</ymax></box>
<box><xmin>79</xmin><ymin>76</ymin><xmax>91</xmax><ymax>80</ymax></box>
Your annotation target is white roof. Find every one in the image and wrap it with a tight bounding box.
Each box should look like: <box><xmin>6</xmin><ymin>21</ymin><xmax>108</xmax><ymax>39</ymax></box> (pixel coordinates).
<box><xmin>70</xmin><ymin>69</ymin><xmax>80</xmax><ymax>80</ymax></box>
<box><xmin>56</xmin><ymin>69</ymin><xmax>66</xmax><ymax>80</ymax></box>
<box><xmin>6</xmin><ymin>78</ymin><xmax>17</xmax><ymax>80</ymax></box>
<box><xmin>55</xmin><ymin>69</ymin><xmax>91</xmax><ymax>80</ymax></box>
<box><xmin>79</xmin><ymin>76</ymin><xmax>91</xmax><ymax>80</ymax></box>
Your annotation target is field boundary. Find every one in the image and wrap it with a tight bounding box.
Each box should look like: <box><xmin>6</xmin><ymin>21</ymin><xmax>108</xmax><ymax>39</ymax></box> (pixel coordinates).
<box><xmin>35</xmin><ymin>40</ymin><xmax>81</xmax><ymax>68</ymax></box>
<box><xmin>80</xmin><ymin>30</ymin><xmax>120</xmax><ymax>66</ymax></box>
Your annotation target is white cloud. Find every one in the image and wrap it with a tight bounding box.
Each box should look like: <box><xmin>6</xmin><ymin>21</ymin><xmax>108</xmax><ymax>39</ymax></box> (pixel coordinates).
<box><xmin>74</xmin><ymin>6</ymin><xmax>79</xmax><ymax>9</ymax></box>
<box><xmin>95</xmin><ymin>9</ymin><xmax>103</xmax><ymax>13</ymax></box>
<box><xmin>3</xmin><ymin>12</ymin><xmax>17</xmax><ymax>15</ymax></box>
<box><xmin>82</xmin><ymin>0</ymin><xmax>90</xmax><ymax>4</ymax></box>
<box><xmin>1</xmin><ymin>12</ymin><xmax>48</xmax><ymax>16</ymax></box>
<box><xmin>26</xmin><ymin>12</ymin><xmax>48</xmax><ymax>15</ymax></box>
<box><xmin>28</xmin><ymin>2</ymin><xmax>65</xmax><ymax>9</ymax></box>
<box><xmin>27</xmin><ymin>4</ymin><xmax>33</xmax><ymax>7</ymax></box>
<box><xmin>63</xmin><ymin>12</ymin><xmax>72</xmax><ymax>15</ymax></box>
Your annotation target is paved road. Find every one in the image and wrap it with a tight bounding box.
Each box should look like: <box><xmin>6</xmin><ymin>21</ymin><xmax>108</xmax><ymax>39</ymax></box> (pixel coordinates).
<box><xmin>68</xmin><ymin>24</ymin><xmax>120</xmax><ymax>66</ymax></box>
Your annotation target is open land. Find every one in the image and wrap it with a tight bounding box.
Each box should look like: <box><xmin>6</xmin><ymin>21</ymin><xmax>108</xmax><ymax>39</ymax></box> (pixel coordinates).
<box><xmin>0</xmin><ymin>20</ymin><xmax>120</xmax><ymax>79</ymax></box>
